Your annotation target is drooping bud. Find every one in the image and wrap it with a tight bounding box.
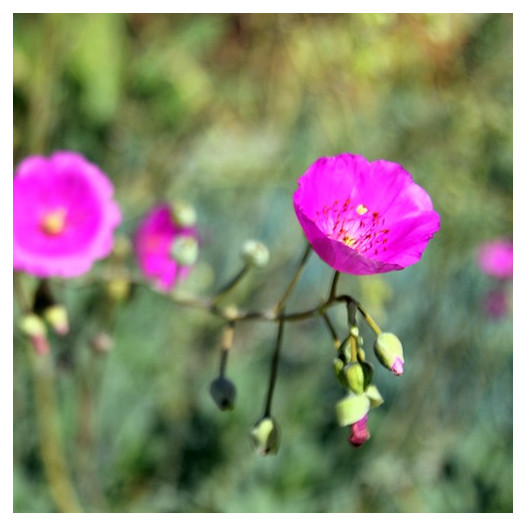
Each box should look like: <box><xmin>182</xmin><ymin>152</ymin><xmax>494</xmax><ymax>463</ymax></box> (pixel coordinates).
<box><xmin>365</xmin><ymin>384</ymin><xmax>384</xmax><ymax>408</ymax></box>
<box><xmin>241</xmin><ymin>240</ymin><xmax>270</xmax><ymax>268</ymax></box>
<box><xmin>170</xmin><ymin>236</ymin><xmax>199</xmax><ymax>266</ymax></box>
<box><xmin>89</xmin><ymin>332</ymin><xmax>114</xmax><ymax>355</ymax></box>
<box><xmin>209</xmin><ymin>376</ymin><xmax>237</xmax><ymax>411</ymax></box>
<box><xmin>170</xmin><ymin>200</ymin><xmax>197</xmax><ymax>227</ymax></box>
<box><xmin>349</xmin><ymin>414</ymin><xmax>370</xmax><ymax>448</ymax></box>
<box><xmin>335</xmin><ymin>393</ymin><xmax>370</xmax><ymax>427</ymax></box>
<box><xmin>343</xmin><ymin>361</ymin><xmax>373</xmax><ymax>394</ymax></box>
<box><xmin>250</xmin><ymin>416</ymin><xmax>280</xmax><ymax>456</ymax></box>
<box><xmin>19</xmin><ymin>313</ymin><xmax>49</xmax><ymax>355</ymax></box>
<box><xmin>374</xmin><ymin>332</ymin><xmax>404</xmax><ymax>376</ymax></box>
<box><xmin>43</xmin><ymin>304</ymin><xmax>69</xmax><ymax>335</ymax></box>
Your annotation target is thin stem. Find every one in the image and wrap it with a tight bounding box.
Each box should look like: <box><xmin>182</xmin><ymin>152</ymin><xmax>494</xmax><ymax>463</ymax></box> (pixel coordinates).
<box><xmin>263</xmin><ymin>319</ymin><xmax>285</xmax><ymax>417</ymax></box>
<box><xmin>218</xmin><ymin>322</ymin><xmax>235</xmax><ymax>377</ymax></box>
<box><xmin>321</xmin><ymin>312</ymin><xmax>340</xmax><ymax>350</ymax></box>
<box><xmin>356</xmin><ymin>303</ymin><xmax>382</xmax><ymax>336</ymax></box>
<box><xmin>30</xmin><ymin>352</ymin><xmax>83</xmax><ymax>512</ymax></box>
<box><xmin>328</xmin><ymin>271</ymin><xmax>341</xmax><ymax>301</ymax></box>
<box><xmin>212</xmin><ymin>264</ymin><xmax>251</xmax><ymax>305</ymax></box>
<box><xmin>274</xmin><ymin>242</ymin><xmax>312</xmax><ymax>314</ymax></box>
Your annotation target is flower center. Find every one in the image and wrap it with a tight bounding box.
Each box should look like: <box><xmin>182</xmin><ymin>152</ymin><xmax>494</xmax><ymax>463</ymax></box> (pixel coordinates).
<box><xmin>316</xmin><ymin>199</ymin><xmax>390</xmax><ymax>256</ymax></box>
<box><xmin>41</xmin><ymin>209</ymin><xmax>67</xmax><ymax>236</ymax></box>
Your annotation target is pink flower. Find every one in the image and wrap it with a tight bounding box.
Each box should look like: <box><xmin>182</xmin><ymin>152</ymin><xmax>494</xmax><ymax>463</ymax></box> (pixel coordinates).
<box><xmin>293</xmin><ymin>153</ymin><xmax>441</xmax><ymax>275</ymax></box>
<box><xmin>134</xmin><ymin>204</ymin><xmax>198</xmax><ymax>291</ymax></box>
<box><xmin>13</xmin><ymin>151</ymin><xmax>122</xmax><ymax>278</ymax></box>
<box><xmin>477</xmin><ymin>239</ymin><xmax>513</xmax><ymax>280</ymax></box>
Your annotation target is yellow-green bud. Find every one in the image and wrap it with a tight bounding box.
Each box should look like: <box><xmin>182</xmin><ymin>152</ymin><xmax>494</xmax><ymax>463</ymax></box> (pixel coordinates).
<box><xmin>335</xmin><ymin>393</ymin><xmax>370</xmax><ymax>427</ymax></box>
<box><xmin>106</xmin><ymin>277</ymin><xmax>131</xmax><ymax>302</ymax></box>
<box><xmin>19</xmin><ymin>313</ymin><xmax>49</xmax><ymax>355</ymax></box>
<box><xmin>344</xmin><ymin>362</ymin><xmax>365</xmax><ymax>394</ymax></box>
<box><xmin>250</xmin><ymin>417</ymin><xmax>280</xmax><ymax>456</ymax></box>
<box><xmin>337</xmin><ymin>336</ymin><xmax>351</xmax><ymax>363</ymax></box>
<box><xmin>171</xmin><ymin>200</ymin><xmax>197</xmax><ymax>227</ymax></box>
<box><xmin>43</xmin><ymin>305</ymin><xmax>69</xmax><ymax>335</ymax></box>
<box><xmin>170</xmin><ymin>236</ymin><xmax>199</xmax><ymax>266</ymax></box>
<box><xmin>365</xmin><ymin>384</ymin><xmax>384</xmax><ymax>408</ymax></box>
<box><xmin>241</xmin><ymin>240</ymin><xmax>270</xmax><ymax>268</ymax></box>
<box><xmin>374</xmin><ymin>332</ymin><xmax>404</xmax><ymax>376</ymax></box>
<box><xmin>209</xmin><ymin>376</ymin><xmax>237</xmax><ymax>411</ymax></box>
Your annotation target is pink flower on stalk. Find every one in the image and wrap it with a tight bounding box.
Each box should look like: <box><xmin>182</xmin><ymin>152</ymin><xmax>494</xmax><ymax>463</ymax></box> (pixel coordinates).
<box><xmin>477</xmin><ymin>239</ymin><xmax>513</xmax><ymax>280</ymax></box>
<box><xmin>134</xmin><ymin>204</ymin><xmax>198</xmax><ymax>291</ymax></box>
<box><xmin>13</xmin><ymin>151</ymin><xmax>122</xmax><ymax>278</ymax></box>
<box><xmin>293</xmin><ymin>153</ymin><xmax>441</xmax><ymax>275</ymax></box>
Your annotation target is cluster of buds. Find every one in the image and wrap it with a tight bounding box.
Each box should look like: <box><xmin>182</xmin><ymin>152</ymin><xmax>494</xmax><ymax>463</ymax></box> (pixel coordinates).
<box><xmin>333</xmin><ymin>306</ymin><xmax>404</xmax><ymax>448</ymax></box>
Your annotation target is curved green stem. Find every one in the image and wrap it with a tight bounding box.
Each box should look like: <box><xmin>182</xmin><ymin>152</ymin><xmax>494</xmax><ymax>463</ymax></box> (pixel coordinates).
<box><xmin>263</xmin><ymin>319</ymin><xmax>285</xmax><ymax>417</ymax></box>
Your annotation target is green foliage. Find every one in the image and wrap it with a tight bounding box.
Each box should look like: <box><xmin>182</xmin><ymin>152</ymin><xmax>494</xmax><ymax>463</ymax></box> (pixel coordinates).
<box><xmin>13</xmin><ymin>13</ymin><xmax>512</xmax><ymax>512</ymax></box>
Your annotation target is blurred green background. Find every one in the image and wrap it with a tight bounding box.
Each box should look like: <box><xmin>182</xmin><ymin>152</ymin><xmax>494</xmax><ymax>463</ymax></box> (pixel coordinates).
<box><xmin>13</xmin><ymin>13</ymin><xmax>513</xmax><ymax>513</ymax></box>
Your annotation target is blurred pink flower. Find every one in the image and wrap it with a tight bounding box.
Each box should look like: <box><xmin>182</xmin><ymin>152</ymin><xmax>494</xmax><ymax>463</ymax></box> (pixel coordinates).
<box><xmin>293</xmin><ymin>153</ymin><xmax>440</xmax><ymax>275</ymax></box>
<box><xmin>134</xmin><ymin>204</ymin><xmax>198</xmax><ymax>291</ymax></box>
<box><xmin>483</xmin><ymin>288</ymin><xmax>510</xmax><ymax>319</ymax></box>
<box><xmin>477</xmin><ymin>239</ymin><xmax>513</xmax><ymax>280</ymax></box>
<box><xmin>13</xmin><ymin>151</ymin><xmax>122</xmax><ymax>278</ymax></box>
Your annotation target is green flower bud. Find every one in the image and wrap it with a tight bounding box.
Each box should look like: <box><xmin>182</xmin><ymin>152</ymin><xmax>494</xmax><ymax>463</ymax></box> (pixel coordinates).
<box><xmin>333</xmin><ymin>357</ymin><xmax>345</xmax><ymax>378</ymax></box>
<box><xmin>337</xmin><ymin>336</ymin><xmax>351</xmax><ymax>363</ymax></box>
<box><xmin>374</xmin><ymin>332</ymin><xmax>404</xmax><ymax>376</ymax></box>
<box><xmin>343</xmin><ymin>361</ymin><xmax>374</xmax><ymax>394</ymax></box>
<box><xmin>251</xmin><ymin>416</ymin><xmax>280</xmax><ymax>456</ymax></box>
<box><xmin>171</xmin><ymin>200</ymin><xmax>197</xmax><ymax>227</ymax></box>
<box><xmin>209</xmin><ymin>376</ymin><xmax>237</xmax><ymax>411</ymax></box>
<box><xmin>19</xmin><ymin>313</ymin><xmax>49</xmax><ymax>355</ymax></box>
<box><xmin>335</xmin><ymin>393</ymin><xmax>370</xmax><ymax>427</ymax></box>
<box><xmin>241</xmin><ymin>240</ymin><xmax>270</xmax><ymax>268</ymax></box>
<box><xmin>43</xmin><ymin>305</ymin><xmax>69</xmax><ymax>335</ymax></box>
<box><xmin>365</xmin><ymin>384</ymin><xmax>384</xmax><ymax>408</ymax></box>
<box><xmin>106</xmin><ymin>276</ymin><xmax>131</xmax><ymax>302</ymax></box>
<box><xmin>170</xmin><ymin>236</ymin><xmax>199</xmax><ymax>266</ymax></box>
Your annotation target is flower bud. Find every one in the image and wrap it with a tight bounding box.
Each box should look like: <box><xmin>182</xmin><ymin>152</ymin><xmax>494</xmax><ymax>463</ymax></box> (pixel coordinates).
<box><xmin>19</xmin><ymin>313</ymin><xmax>49</xmax><ymax>355</ymax></box>
<box><xmin>170</xmin><ymin>200</ymin><xmax>197</xmax><ymax>227</ymax></box>
<box><xmin>365</xmin><ymin>384</ymin><xmax>384</xmax><ymax>408</ymax></box>
<box><xmin>349</xmin><ymin>414</ymin><xmax>370</xmax><ymax>448</ymax></box>
<box><xmin>106</xmin><ymin>276</ymin><xmax>131</xmax><ymax>302</ymax></box>
<box><xmin>209</xmin><ymin>376</ymin><xmax>237</xmax><ymax>411</ymax></box>
<box><xmin>250</xmin><ymin>416</ymin><xmax>280</xmax><ymax>456</ymax></box>
<box><xmin>335</xmin><ymin>393</ymin><xmax>370</xmax><ymax>427</ymax></box>
<box><xmin>89</xmin><ymin>332</ymin><xmax>114</xmax><ymax>355</ymax></box>
<box><xmin>343</xmin><ymin>361</ymin><xmax>373</xmax><ymax>394</ymax></box>
<box><xmin>43</xmin><ymin>304</ymin><xmax>69</xmax><ymax>335</ymax></box>
<box><xmin>374</xmin><ymin>332</ymin><xmax>404</xmax><ymax>376</ymax></box>
<box><xmin>241</xmin><ymin>240</ymin><xmax>270</xmax><ymax>268</ymax></box>
<box><xmin>170</xmin><ymin>236</ymin><xmax>199</xmax><ymax>266</ymax></box>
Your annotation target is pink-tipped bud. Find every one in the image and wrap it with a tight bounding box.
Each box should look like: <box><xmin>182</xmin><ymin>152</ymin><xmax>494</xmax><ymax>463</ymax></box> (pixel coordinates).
<box><xmin>374</xmin><ymin>332</ymin><xmax>404</xmax><ymax>376</ymax></box>
<box><xmin>349</xmin><ymin>415</ymin><xmax>370</xmax><ymax>448</ymax></box>
<box><xmin>19</xmin><ymin>314</ymin><xmax>50</xmax><ymax>355</ymax></box>
<box><xmin>391</xmin><ymin>356</ymin><xmax>404</xmax><ymax>376</ymax></box>
<box><xmin>43</xmin><ymin>305</ymin><xmax>69</xmax><ymax>335</ymax></box>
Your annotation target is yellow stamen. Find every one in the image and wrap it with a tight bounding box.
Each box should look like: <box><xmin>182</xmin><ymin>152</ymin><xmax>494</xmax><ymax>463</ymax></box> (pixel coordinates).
<box><xmin>356</xmin><ymin>204</ymin><xmax>368</xmax><ymax>215</ymax></box>
<box><xmin>41</xmin><ymin>209</ymin><xmax>67</xmax><ymax>236</ymax></box>
<box><xmin>343</xmin><ymin>235</ymin><xmax>356</xmax><ymax>248</ymax></box>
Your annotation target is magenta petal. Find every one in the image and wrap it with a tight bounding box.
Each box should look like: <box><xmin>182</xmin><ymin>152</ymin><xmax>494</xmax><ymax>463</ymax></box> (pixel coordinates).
<box><xmin>134</xmin><ymin>204</ymin><xmax>198</xmax><ymax>291</ymax></box>
<box><xmin>293</xmin><ymin>153</ymin><xmax>440</xmax><ymax>275</ymax></box>
<box><xmin>13</xmin><ymin>151</ymin><xmax>122</xmax><ymax>278</ymax></box>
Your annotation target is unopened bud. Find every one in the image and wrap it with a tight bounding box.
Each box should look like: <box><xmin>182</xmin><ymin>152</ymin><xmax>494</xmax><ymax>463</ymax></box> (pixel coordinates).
<box><xmin>241</xmin><ymin>240</ymin><xmax>270</xmax><ymax>268</ymax></box>
<box><xmin>343</xmin><ymin>361</ymin><xmax>373</xmax><ymax>394</ymax></box>
<box><xmin>335</xmin><ymin>393</ymin><xmax>370</xmax><ymax>427</ymax></box>
<box><xmin>374</xmin><ymin>332</ymin><xmax>404</xmax><ymax>376</ymax></box>
<box><xmin>251</xmin><ymin>416</ymin><xmax>280</xmax><ymax>456</ymax></box>
<box><xmin>209</xmin><ymin>376</ymin><xmax>237</xmax><ymax>411</ymax></box>
<box><xmin>89</xmin><ymin>332</ymin><xmax>114</xmax><ymax>355</ymax></box>
<box><xmin>349</xmin><ymin>414</ymin><xmax>370</xmax><ymax>448</ymax></box>
<box><xmin>171</xmin><ymin>200</ymin><xmax>197</xmax><ymax>227</ymax></box>
<box><xmin>19</xmin><ymin>313</ymin><xmax>49</xmax><ymax>355</ymax></box>
<box><xmin>170</xmin><ymin>236</ymin><xmax>199</xmax><ymax>266</ymax></box>
<box><xmin>43</xmin><ymin>305</ymin><xmax>69</xmax><ymax>335</ymax></box>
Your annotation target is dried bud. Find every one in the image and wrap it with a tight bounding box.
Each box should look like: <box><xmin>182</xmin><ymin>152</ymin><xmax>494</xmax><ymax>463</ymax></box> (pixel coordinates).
<box><xmin>19</xmin><ymin>313</ymin><xmax>49</xmax><ymax>355</ymax></box>
<box><xmin>43</xmin><ymin>305</ymin><xmax>69</xmax><ymax>335</ymax></box>
<box><xmin>241</xmin><ymin>240</ymin><xmax>270</xmax><ymax>268</ymax></box>
<box><xmin>209</xmin><ymin>376</ymin><xmax>237</xmax><ymax>411</ymax></box>
<box><xmin>335</xmin><ymin>393</ymin><xmax>370</xmax><ymax>427</ymax></box>
<box><xmin>171</xmin><ymin>200</ymin><xmax>197</xmax><ymax>227</ymax></box>
<box><xmin>170</xmin><ymin>236</ymin><xmax>199</xmax><ymax>266</ymax></box>
<box><xmin>250</xmin><ymin>416</ymin><xmax>280</xmax><ymax>456</ymax></box>
<box><xmin>374</xmin><ymin>332</ymin><xmax>404</xmax><ymax>376</ymax></box>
